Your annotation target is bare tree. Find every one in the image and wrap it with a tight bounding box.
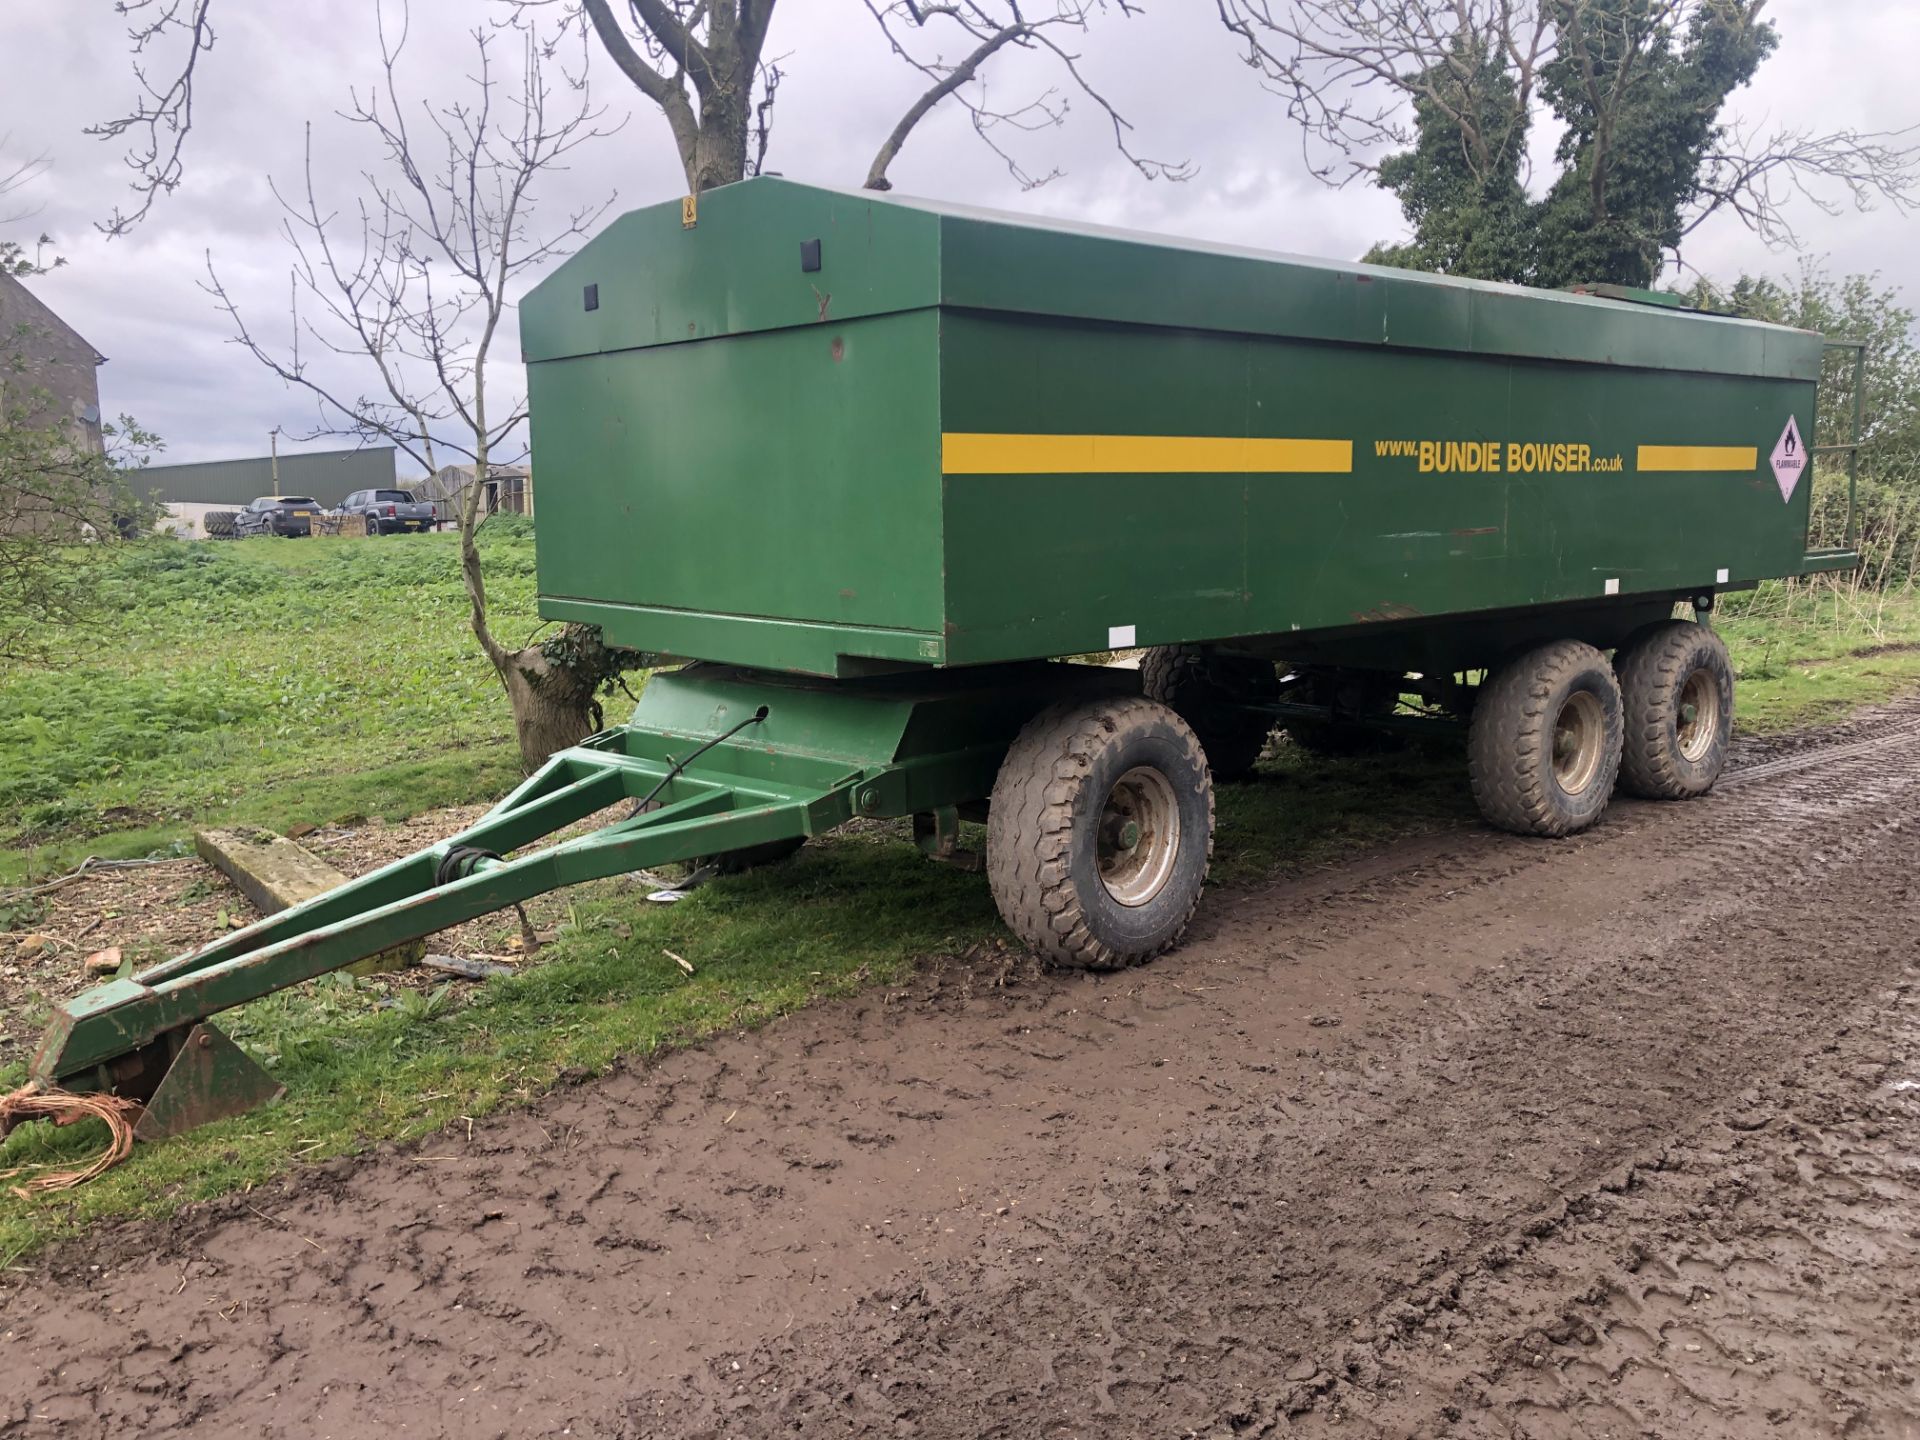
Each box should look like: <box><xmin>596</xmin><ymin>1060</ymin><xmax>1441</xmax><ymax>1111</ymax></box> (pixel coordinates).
<box><xmin>561</xmin><ymin>0</ymin><xmax>782</xmax><ymax>191</ymax></box>
<box><xmin>205</xmin><ymin>7</ymin><xmax>628</xmax><ymax>769</ymax></box>
<box><xmin>1215</xmin><ymin>0</ymin><xmax>1918</xmax><ymax>279</ymax></box>
<box><xmin>860</xmin><ymin>1</ymin><xmax>1193</xmax><ymax>191</ymax></box>
<box><xmin>1215</xmin><ymin>0</ymin><xmax>1553</xmax><ymax>187</ymax></box>
<box><xmin>87</xmin><ymin>0</ymin><xmax>1184</xmax><ymax>759</ymax></box>
<box><xmin>0</xmin><ymin>143</ymin><xmax>58</xmax><ymax>277</ymax></box>
<box><xmin>0</xmin><ymin>145</ymin><xmax>51</xmax><ymax>220</ymax></box>
<box><xmin>1687</xmin><ymin>119</ymin><xmax>1920</xmax><ymax>251</ymax></box>
<box><xmin>87</xmin><ymin>0</ymin><xmax>216</xmax><ymax>238</ymax></box>
<box><xmin>491</xmin><ymin>0</ymin><xmax>1187</xmax><ymax>193</ymax></box>
<box><xmin>98</xmin><ymin>0</ymin><xmax>1183</xmax><ymax>210</ymax></box>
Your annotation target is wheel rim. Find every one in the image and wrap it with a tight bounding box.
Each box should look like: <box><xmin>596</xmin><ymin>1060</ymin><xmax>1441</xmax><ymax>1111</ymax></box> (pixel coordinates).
<box><xmin>1551</xmin><ymin>690</ymin><xmax>1606</xmax><ymax>796</ymax></box>
<box><xmin>1676</xmin><ymin>666</ymin><xmax>1720</xmax><ymax>762</ymax></box>
<box><xmin>1097</xmin><ymin>765</ymin><xmax>1181</xmax><ymax>907</ymax></box>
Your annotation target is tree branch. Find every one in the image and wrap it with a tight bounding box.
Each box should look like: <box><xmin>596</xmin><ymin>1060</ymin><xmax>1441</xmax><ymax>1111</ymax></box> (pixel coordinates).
<box><xmin>1682</xmin><ymin>122</ymin><xmax>1920</xmax><ymax>250</ymax></box>
<box><xmin>87</xmin><ymin>0</ymin><xmax>216</xmax><ymax>238</ymax></box>
<box><xmin>206</xmin><ymin>6</ymin><xmax>616</xmax><ymax>685</ymax></box>
<box><xmin>581</xmin><ymin>0</ymin><xmax>700</xmax><ymax>177</ymax></box>
<box><xmin>862</xmin><ymin>0</ymin><xmax>1189</xmax><ymax>192</ymax></box>
<box><xmin>864</xmin><ymin>19</ymin><xmax>1029</xmax><ymax>189</ymax></box>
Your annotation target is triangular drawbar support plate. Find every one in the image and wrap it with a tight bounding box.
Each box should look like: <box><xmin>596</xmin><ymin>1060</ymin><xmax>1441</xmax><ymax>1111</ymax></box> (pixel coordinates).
<box><xmin>134</xmin><ymin>1023</ymin><xmax>285</xmax><ymax>1142</ymax></box>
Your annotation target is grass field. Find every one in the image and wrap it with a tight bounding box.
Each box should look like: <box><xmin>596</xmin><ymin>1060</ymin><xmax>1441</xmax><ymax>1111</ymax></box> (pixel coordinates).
<box><xmin>3</xmin><ymin>529</ymin><xmax>1918</xmax><ymax>1263</ymax></box>
<box><xmin>1717</xmin><ymin>580</ymin><xmax>1920</xmax><ymax>729</ymax></box>
<box><xmin>0</xmin><ymin>524</ymin><xmax>552</xmax><ymax>884</ymax></box>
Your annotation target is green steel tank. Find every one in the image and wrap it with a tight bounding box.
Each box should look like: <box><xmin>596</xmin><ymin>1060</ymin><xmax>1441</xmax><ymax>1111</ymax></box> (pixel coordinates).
<box><xmin>520</xmin><ymin>175</ymin><xmax>1856</xmax><ymax>938</ymax></box>
<box><xmin>27</xmin><ymin>178</ymin><xmax>1861</xmax><ymax>1132</ymax></box>
<box><xmin>524</xmin><ymin>179</ymin><xmax>1847</xmax><ymax>683</ymax></box>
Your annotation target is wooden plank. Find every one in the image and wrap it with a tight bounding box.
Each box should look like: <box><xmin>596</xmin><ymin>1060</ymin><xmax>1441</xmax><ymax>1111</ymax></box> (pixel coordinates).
<box><xmin>194</xmin><ymin>826</ymin><xmax>423</xmax><ymax>975</ymax></box>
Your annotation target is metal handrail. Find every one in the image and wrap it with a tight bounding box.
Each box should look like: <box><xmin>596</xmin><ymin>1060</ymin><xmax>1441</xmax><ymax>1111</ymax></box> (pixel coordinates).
<box><xmin>1820</xmin><ymin>339</ymin><xmax>1869</xmax><ymax>552</ymax></box>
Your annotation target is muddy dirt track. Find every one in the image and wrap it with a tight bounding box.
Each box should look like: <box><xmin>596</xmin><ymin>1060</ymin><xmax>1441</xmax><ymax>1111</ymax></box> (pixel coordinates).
<box><xmin>8</xmin><ymin>698</ymin><xmax>1920</xmax><ymax>1439</ymax></box>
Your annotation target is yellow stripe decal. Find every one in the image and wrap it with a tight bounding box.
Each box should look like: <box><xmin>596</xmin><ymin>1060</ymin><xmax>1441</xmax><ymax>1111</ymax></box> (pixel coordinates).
<box><xmin>942</xmin><ymin>432</ymin><xmax>1354</xmax><ymax>476</ymax></box>
<box><xmin>1636</xmin><ymin>445</ymin><xmax>1758</xmax><ymax>473</ymax></box>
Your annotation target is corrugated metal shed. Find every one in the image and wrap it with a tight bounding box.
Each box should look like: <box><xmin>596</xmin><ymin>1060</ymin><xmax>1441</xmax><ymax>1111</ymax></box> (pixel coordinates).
<box><xmin>138</xmin><ymin>446</ymin><xmax>400</xmax><ymax>507</ymax></box>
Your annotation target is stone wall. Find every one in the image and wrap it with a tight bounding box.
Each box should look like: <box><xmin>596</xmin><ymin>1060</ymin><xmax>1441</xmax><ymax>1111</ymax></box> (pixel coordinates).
<box><xmin>0</xmin><ymin>270</ymin><xmax>104</xmax><ymax>453</ymax></box>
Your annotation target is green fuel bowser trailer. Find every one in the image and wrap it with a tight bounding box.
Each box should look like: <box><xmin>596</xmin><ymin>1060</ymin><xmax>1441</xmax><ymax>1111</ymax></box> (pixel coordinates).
<box><xmin>28</xmin><ymin>178</ymin><xmax>1862</xmax><ymax>1136</ymax></box>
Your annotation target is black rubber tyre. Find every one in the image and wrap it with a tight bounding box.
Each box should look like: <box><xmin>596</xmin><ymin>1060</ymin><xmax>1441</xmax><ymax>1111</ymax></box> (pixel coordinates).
<box><xmin>1615</xmin><ymin>621</ymin><xmax>1734</xmax><ymax>800</ymax></box>
<box><xmin>203</xmin><ymin>510</ymin><xmax>238</xmax><ymax>538</ymax></box>
<box><xmin>1468</xmin><ymin>639</ymin><xmax>1623</xmax><ymax>837</ymax></box>
<box><xmin>987</xmin><ymin>696</ymin><xmax>1214</xmax><ymax>970</ymax></box>
<box><xmin>1138</xmin><ymin>644</ymin><xmax>1278</xmax><ymax>781</ymax></box>
<box><xmin>1282</xmin><ymin>669</ymin><xmax>1405</xmax><ymax>756</ymax></box>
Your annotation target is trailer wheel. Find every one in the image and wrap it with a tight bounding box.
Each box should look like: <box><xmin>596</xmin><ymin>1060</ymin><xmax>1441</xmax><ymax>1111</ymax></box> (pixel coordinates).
<box><xmin>1468</xmin><ymin>639</ymin><xmax>1623</xmax><ymax>837</ymax></box>
<box><xmin>1138</xmin><ymin>644</ymin><xmax>1277</xmax><ymax>781</ymax></box>
<box><xmin>1615</xmin><ymin>621</ymin><xmax>1733</xmax><ymax>800</ymax></box>
<box><xmin>987</xmin><ymin>697</ymin><xmax>1214</xmax><ymax>970</ymax></box>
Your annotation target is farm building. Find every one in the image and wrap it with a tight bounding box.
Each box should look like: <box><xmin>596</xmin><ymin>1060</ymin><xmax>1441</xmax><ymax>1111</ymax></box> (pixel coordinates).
<box><xmin>419</xmin><ymin>462</ymin><xmax>532</xmax><ymax>520</ymax></box>
<box><xmin>0</xmin><ymin>270</ymin><xmax>105</xmax><ymax>451</ymax></box>
<box><xmin>142</xmin><ymin>445</ymin><xmax>402</xmax><ymax>537</ymax></box>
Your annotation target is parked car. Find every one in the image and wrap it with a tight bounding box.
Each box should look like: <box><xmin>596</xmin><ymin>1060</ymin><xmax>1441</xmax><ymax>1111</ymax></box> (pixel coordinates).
<box><xmin>234</xmin><ymin>495</ymin><xmax>322</xmax><ymax>537</ymax></box>
<box><xmin>337</xmin><ymin>487</ymin><xmax>437</xmax><ymax>535</ymax></box>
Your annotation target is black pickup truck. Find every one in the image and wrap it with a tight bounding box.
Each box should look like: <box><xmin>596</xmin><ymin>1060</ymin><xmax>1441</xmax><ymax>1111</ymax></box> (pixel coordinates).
<box><xmin>338</xmin><ymin>487</ymin><xmax>438</xmax><ymax>534</ymax></box>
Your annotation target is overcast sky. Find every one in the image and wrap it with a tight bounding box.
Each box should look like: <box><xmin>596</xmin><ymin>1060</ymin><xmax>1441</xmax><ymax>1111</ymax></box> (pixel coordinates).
<box><xmin>0</xmin><ymin>0</ymin><xmax>1913</xmax><ymax>474</ymax></box>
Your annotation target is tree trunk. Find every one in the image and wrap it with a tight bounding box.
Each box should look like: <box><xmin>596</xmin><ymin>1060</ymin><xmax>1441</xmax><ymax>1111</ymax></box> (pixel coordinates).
<box><xmin>459</xmin><ymin>465</ymin><xmax>625</xmax><ymax>772</ymax></box>
<box><xmin>500</xmin><ymin>642</ymin><xmax>601</xmax><ymax>772</ymax></box>
<box><xmin>691</xmin><ymin>79</ymin><xmax>751</xmax><ymax>189</ymax></box>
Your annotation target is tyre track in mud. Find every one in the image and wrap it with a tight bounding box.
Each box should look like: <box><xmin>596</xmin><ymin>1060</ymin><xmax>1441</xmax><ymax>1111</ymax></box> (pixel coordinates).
<box><xmin>6</xmin><ymin>696</ymin><xmax>1920</xmax><ymax>1439</ymax></box>
<box><xmin>1287</xmin><ymin>968</ymin><xmax>1920</xmax><ymax>1439</ymax></box>
<box><xmin>634</xmin><ymin>707</ymin><xmax>1920</xmax><ymax>1439</ymax></box>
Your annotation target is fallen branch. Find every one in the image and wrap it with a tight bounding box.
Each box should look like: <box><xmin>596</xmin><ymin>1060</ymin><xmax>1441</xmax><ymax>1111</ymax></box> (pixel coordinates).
<box><xmin>0</xmin><ymin>854</ymin><xmax>190</xmax><ymax>907</ymax></box>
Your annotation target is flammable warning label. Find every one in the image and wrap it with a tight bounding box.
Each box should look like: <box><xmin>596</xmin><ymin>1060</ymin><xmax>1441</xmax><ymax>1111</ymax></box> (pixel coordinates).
<box><xmin>1373</xmin><ymin>439</ymin><xmax>1625</xmax><ymax>474</ymax></box>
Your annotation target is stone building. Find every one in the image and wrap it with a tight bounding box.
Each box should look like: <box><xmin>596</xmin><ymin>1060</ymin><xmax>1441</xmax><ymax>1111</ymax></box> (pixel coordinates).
<box><xmin>0</xmin><ymin>270</ymin><xmax>105</xmax><ymax>452</ymax></box>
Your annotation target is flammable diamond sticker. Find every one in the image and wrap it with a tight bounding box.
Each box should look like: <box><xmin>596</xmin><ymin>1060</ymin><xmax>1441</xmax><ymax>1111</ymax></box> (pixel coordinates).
<box><xmin>1770</xmin><ymin>414</ymin><xmax>1807</xmax><ymax>503</ymax></box>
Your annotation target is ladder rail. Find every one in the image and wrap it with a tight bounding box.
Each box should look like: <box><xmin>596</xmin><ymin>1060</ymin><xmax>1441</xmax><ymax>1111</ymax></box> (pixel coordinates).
<box><xmin>1817</xmin><ymin>338</ymin><xmax>1869</xmax><ymax>556</ymax></box>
